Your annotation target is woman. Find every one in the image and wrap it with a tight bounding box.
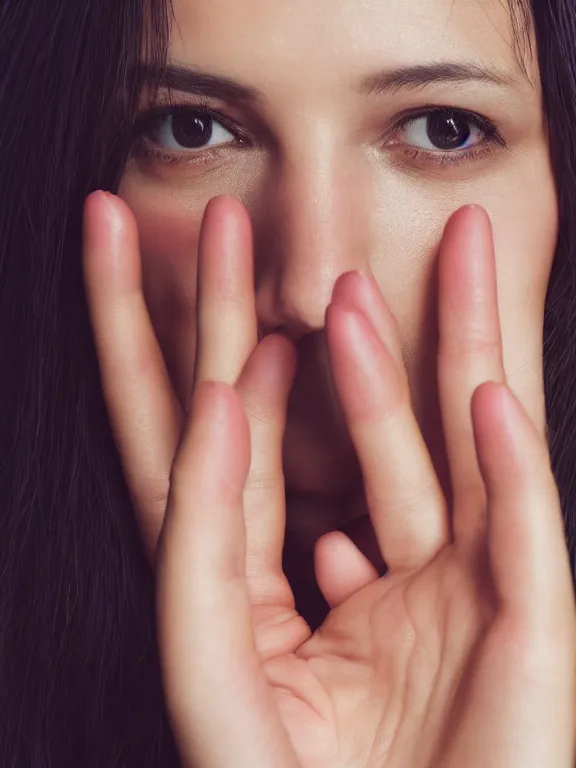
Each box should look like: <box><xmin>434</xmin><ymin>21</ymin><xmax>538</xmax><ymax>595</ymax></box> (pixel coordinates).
<box><xmin>1</xmin><ymin>0</ymin><xmax>575</xmax><ymax>765</ymax></box>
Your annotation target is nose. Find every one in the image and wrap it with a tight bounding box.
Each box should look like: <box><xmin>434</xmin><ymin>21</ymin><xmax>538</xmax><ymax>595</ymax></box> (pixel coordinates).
<box><xmin>253</xmin><ymin>145</ymin><xmax>371</xmax><ymax>339</ymax></box>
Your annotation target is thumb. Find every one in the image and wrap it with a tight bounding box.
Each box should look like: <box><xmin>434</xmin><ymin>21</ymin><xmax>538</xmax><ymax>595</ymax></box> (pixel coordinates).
<box><xmin>156</xmin><ymin>381</ymin><xmax>300</xmax><ymax>768</ymax></box>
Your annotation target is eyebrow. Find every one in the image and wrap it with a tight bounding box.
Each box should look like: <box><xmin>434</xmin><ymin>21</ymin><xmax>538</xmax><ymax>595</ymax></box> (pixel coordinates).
<box><xmin>140</xmin><ymin>63</ymin><xmax>261</xmax><ymax>103</ymax></box>
<box><xmin>138</xmin><ymin>59</ymin><xmax>522</xmax><ymax>103</ymax></box>
<box><xmin>358</xmin><ymin>61</ymin><xmax>522</xmax><ymax>95</ymax></box>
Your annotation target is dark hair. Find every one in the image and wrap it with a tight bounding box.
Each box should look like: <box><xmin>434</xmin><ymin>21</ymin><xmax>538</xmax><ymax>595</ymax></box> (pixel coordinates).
<box><xmin>0</xmin><ymin>1</ymin><xmax>573</xmax><ymax>765</ymax></box>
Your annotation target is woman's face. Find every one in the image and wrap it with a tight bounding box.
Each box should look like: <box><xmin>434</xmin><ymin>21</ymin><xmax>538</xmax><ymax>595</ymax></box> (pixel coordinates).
<box><xmin>119</xmin><ymin>0</ymin><xmax>557</xmax><ymax>540</ymax></box>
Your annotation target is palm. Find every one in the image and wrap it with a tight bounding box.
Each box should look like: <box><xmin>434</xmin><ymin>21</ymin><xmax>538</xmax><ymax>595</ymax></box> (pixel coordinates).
<box><xmin>257</xmin><ymin>546</ymin><xmax>495</xmax><ymax>768</ymax></box>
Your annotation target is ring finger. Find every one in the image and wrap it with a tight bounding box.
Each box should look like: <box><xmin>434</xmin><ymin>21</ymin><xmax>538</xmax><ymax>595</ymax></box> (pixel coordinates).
<box><xmin>193</xmin><ymin>196</ymin><xmax>258</xmax><ymax>387</ymax></box>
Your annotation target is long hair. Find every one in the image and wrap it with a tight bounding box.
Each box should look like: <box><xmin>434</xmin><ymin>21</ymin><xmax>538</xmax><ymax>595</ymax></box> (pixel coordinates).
<box><xmin>0</xmin><ymin>1</ymin><xmax>180</xmax><ymax>765</ymax></box>
<box><xmin>0</xmin><ymin>1</ymin><xmax>574</xmax><ymax>766</ymax></box>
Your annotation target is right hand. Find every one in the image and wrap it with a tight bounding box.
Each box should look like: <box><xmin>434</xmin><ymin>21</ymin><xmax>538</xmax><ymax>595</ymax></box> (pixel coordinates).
<box><xmin>83</xmin><ymin>188</ymin><xmax>312</xmax><ymax>664</ymax></box>
<box><xmin>83</xmin><ymin>192</ymin><xmax>291</xmax><ymax>568</ymax></box>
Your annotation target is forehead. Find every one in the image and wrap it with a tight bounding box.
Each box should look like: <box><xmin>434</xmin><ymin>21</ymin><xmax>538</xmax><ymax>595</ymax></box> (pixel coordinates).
<box><xmin>168</xmin><ymin>0</ymin><xmax>533</xmax><ymax>84</ymax></box>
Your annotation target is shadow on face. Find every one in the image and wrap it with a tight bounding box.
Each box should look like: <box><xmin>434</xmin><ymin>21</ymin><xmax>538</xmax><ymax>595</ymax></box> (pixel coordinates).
<box><xmin>119</xmin><ymin>0</ymin><xmax>557</xmax><ymax>575</ymax></box>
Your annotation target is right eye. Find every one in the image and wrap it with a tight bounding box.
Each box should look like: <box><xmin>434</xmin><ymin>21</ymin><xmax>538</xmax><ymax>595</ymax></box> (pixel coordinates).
<box><xmin>138</xmin><ymin>108</ymin><xmax>237</xmax><ymax>153</ymax></box>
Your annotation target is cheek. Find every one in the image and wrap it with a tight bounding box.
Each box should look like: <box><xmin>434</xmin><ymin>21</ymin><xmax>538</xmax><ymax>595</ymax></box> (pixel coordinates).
<box><xmin>490</xmin><ymin>175</ymin><xmax>558</xmax><ymax>370</ymax></box>
<box><xmin>367</xmin><ymin>152</ymin><xmax>557</xmax><ymax>441</ymax></box>
<box><xmin>117</xmin><ymin>143</ymin><xmax>558</xmax><ymax>428</ymax></box>
<box><xmin>117</xmin><ymin>176</ymin><xmax>207</xmax><ymax>405</ymax></box>
<box><xmin>489</xmin><ymin>164</ymin><xmax>557</xmax><ymax>433</ymax></box>
<box><xmin>117</xmin><ymin>155</ymin><xmax>268</xmax><ymax>404</ymax></box>
<box><xmin>367</xmin><ymin>197</ymin><xmax>446</xmax><ymax>460</ymax></box>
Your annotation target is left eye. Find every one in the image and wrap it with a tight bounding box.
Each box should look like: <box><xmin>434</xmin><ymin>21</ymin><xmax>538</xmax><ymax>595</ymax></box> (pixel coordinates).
<box><xmin>400</xmin><ymin>109</ymin><xmax>484</xmax><ymax>151</ymax></box>
<box><xmin>147</xmin><ymin>111</ymin><xmax>235</xmax><ymax>152</ymax></box>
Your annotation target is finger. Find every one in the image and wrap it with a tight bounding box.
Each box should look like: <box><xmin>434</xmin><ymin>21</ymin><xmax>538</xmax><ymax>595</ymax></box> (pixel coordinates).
<box><xmin>194</xmin><ymin>196</ymin><xmax>258</xmax><ymax>387</ymax></box>
<box><xmin>315</xmin><ymin>531</ymin><xmax>379</xmax><ymax>608</ymax></box>
<box><xmin>472</xmin><ymin>381</ymin><xmax>575</xmax><ymax>632</ymax></box>
<box><xmin>235</xmin><ymin>334</ymin><xmax>310</xmax><ymax>657</ymax></box>
<box><xmin>467</xmin><ymin>382</ymin><xmax>576</xmax><ymax>768</ymax></box>
<box><xmin>331</xmin><ymin>270</ymin><xmax>406</xmax><ymax>378</ymax></box>
<box><xmin>326</xmin><ymin>281</ymin><xmax>449</xmax><ymax>572</ymax></box>
<box><xmin>437</xmin><ymin>206</ymin><xmax>506</xmax><ymax>547</ymax></box>
<box><xmin>83</xmin><ymin>191</ymin><xmax>182</xmax><ymax>563</ymax></box>
<box><xmin>318</xmin><ymin>271</ymin><xmax>400</xmax><ymax>597</ymax></box>
<box><xmin>157</xmin><ymin>382</ymin><xmax>300</xmax><ymax>768</ymax></box>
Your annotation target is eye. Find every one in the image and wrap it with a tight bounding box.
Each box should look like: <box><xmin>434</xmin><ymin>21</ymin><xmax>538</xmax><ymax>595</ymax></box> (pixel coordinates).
<box><xmin>140</xmin><ymin>108</ymin><xmax>236</xmax><ymax>153</ymax></box>
<box><xmin>398</xmin><ymin>108</ymin><xmax>486</xmax><ymax>152</ymax></box>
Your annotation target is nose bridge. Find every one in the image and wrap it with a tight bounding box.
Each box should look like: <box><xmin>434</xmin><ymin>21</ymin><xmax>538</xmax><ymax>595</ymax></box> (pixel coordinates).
<box><xmin>255</xmin><ymin>141</ymin><xmax>369</xmax><ymax>336</ymax></box>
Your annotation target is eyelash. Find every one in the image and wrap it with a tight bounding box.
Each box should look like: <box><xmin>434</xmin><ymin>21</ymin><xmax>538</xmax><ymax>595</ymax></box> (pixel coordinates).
<box><xmin>392</xmin><ymin>106</ymin><xmax>506</xmax><ymax>167</ymax></box>
<box><xmin>131</xmin><ymin>101</ymin><xmax>507</xmax><ymax>169</ymax></box>
<box><xmin>132</xmin><ymin>103</ymin><xmax>249</xmax><ymax>166</ymax></box>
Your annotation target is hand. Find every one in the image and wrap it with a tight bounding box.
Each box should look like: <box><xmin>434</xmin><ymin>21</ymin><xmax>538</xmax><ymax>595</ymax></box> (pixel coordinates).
<box><xmin>83</xmin><ymin>194</ymin><xmax>576</xmax><ymax>767</ymax></box>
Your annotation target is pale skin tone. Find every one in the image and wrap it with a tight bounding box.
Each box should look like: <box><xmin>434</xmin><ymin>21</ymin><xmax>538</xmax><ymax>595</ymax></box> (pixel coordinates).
<box><xmin>116</xmin><ymin>0</ymin><xmax>559</xmax><ymax>609</ymax></box>
<box><xmin>82</xmin><ymin>0</ymin><xmax>575</xmax><ymax>765</ymax></box>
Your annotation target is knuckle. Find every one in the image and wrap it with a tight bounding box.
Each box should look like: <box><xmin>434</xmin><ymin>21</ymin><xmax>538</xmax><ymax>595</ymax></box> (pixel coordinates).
<box><xmin>141</xmin><ymin>475</ymin><xmax>171</xmax><ymax>513</ymax></box>
<box><xmin>442</xmin><ymin>332</ymin><xmax>502</xmax><ymax>359</ymax></box>
<box><xmin>243</xmin><ymin>398</ymin><xmax>276</xmax><ymax>427</ymax></box>
<box><xmin>244</xmin><ymin>466</ymin><xmax>282</xmax><ymax>495</ymax></box>
<box><xmin>211</xmin><ymin>281</ymin><xmax>250</xmax><ymax>310</ymax></box>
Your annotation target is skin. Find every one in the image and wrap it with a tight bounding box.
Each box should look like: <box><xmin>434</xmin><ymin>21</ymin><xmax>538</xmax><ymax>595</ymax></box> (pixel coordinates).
<box><xmin>117</xmin><ymin>0</ymin><xmax>558</xmax><ymax>609</ymax></box>
<box><xmin>81</xmin><ymin>0</ymin><xmax>576</xmax><ymax>764</ymax></box>
<box><xmin>83</xmin><ymin>195</ymin><xmax>576</xmax><ymax>766</ymax></box>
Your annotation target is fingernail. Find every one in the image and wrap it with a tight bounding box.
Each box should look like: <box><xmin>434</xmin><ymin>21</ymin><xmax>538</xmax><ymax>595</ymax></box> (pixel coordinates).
<box><xmin>332</xmin><ymin>270</ymin><xmax>367</xmax><ymax>304</ymax></box>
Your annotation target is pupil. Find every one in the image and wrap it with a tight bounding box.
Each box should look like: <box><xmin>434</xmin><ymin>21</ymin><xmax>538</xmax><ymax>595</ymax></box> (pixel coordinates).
<box><xmin>427</xmin><ymin>111</ymin><xmax>471</xmax><ymax>150</ymax></box>
<box><xmin>172</xmin><ymin>112</ymin><xmax>213</xmax><ymax>148</ymax></box>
